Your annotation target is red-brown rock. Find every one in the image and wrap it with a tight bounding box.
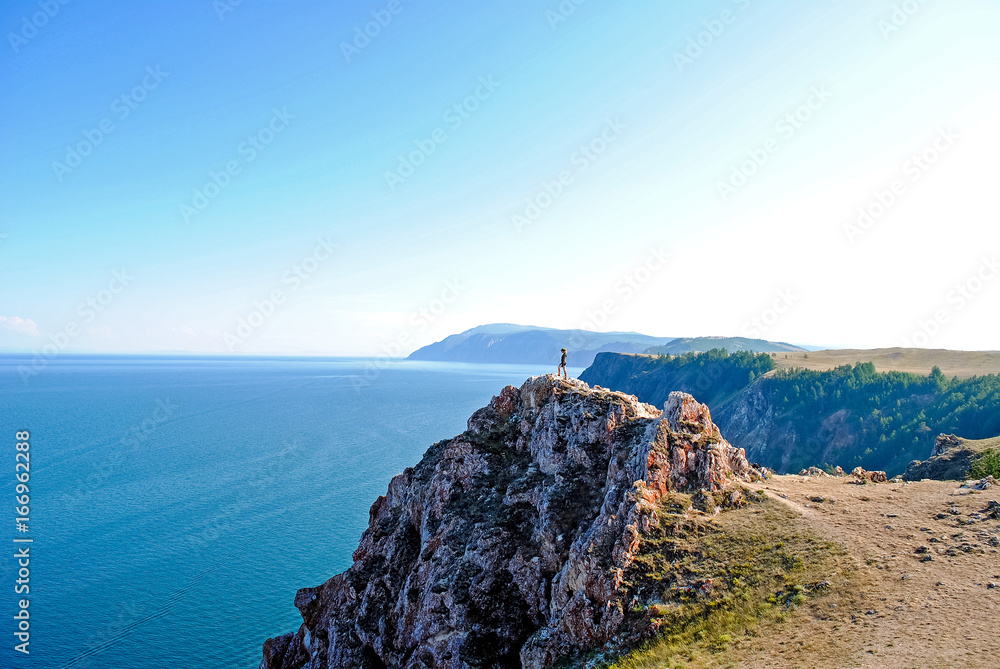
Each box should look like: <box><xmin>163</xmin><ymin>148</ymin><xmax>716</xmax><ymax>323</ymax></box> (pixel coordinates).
<box><xmin>260</xmin><ymin>375</ymin><xmax>755</xmax><ymax>669</ymax></box>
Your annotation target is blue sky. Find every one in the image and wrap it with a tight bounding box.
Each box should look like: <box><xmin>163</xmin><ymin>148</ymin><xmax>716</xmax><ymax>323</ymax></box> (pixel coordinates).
<box><xmin>1</xmin><ymin>0</ymin><xmax>998</xmax><ymax>355</ymax></box>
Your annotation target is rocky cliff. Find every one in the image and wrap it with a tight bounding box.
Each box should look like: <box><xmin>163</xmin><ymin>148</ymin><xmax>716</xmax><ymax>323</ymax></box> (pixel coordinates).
<box><xmin>260</xmin><ymin>375</ymin><xmax>756</xmax><ymax>669</ymax></box>
<box><xmin>904</xmin><ymin>434</ymin><xmax>999</xmax><ymax>480</ymax></box>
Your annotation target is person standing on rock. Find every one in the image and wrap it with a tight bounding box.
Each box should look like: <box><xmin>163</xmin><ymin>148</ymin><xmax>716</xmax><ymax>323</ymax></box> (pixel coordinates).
<box><xmin>557</xmin><ymin>348</ymin><xmax>568</xmax><ymax>379</ymax></box>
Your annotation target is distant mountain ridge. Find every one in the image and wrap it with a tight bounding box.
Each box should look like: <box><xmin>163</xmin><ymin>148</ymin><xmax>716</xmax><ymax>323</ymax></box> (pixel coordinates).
<box><xmin>646</xmin><ymin>336</ymin><xmax>805</xmax><ymax>355</ymax></box>
<box><xmin>407</xmin><ymin>324</ymin><xmax>807</xmax><ymax>367</ymax></box>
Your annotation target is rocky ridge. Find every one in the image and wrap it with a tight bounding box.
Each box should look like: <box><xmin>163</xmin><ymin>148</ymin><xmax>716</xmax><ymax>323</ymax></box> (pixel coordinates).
<box><xmin>260</xmin><ymin>375</ymin><xmax>757</xmax><ymax>669</ymax></box>
<box><xmin>904</xmin><ymin>433</ymin><xmax>997</xmax><ymax>481</ymax></box>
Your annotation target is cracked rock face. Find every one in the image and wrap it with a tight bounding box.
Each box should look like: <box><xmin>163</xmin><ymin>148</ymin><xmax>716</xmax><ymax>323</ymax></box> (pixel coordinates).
<box><xmin>260</xmin><ymin>375</ymin><xmax>753</xmax><ymax>669</ymax></box>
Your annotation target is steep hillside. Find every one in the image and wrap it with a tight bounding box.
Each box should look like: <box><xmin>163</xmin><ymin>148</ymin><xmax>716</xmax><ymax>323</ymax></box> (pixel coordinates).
<box><xmin>582</xmin><ymin>351</ymin><xmax>1000</xmax><ymax>476</ymax></box>
<box><xmin>581</xmin><ymin>350</ymin><xmax>775</xmax><ymax>410</ymax></box>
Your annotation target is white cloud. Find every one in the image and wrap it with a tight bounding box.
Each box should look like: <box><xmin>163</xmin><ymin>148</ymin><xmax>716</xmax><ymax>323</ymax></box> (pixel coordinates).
<box><xmin>0</xmin><ymin>316</ymin><xmax>40</xmax><ymax>336</ymax></box>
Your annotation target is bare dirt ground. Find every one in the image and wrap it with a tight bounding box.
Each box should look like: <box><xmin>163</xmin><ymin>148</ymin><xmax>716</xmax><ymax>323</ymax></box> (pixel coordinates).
<box><xmin>770</xmin><ymin>348</ymin><xmax>1000</xmax><ymax>379</ymax></box>
<box><xmin>723</xmin><ymin>475</ymin><xmax>1000</xmax><ymax>668</ymax></box>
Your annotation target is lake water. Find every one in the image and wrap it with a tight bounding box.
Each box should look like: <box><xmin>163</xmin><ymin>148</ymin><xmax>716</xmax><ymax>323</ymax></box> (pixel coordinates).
<box><xmin>0</xmin><ymin>356</ymin><xmax>576</xmax><ymax>669</ymax></box>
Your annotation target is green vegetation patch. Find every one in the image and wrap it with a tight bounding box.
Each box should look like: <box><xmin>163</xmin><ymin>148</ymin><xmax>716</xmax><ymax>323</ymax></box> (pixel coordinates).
<box><xmin>751</xmin><ymin>362</ymin><xmax>1000</xmax><ymax>473</ymax></box>
<box><xmin>606</xmin><ymin>494</ymin><xmax>850</xmax><ymax>669</ymax></box>
<box><xmin>580</xmin><ymin>349</ymin><xmax>776</xmax><ymax>411</ymax></box>
<box><xmin>969</xmin><ymin>448</ymin><xmax>1000</xmax><ymax>479</ymax></box>
<box><xmin>586</xmin><ymin>349</ymin><xmax>1000</xmax><ymax>476</ymax></box>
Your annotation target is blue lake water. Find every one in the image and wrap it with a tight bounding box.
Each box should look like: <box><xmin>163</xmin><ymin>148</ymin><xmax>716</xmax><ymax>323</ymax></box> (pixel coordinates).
<box><xmin>0</xmin><ymin>356</ymin><xmax>575</xmax><ymax>669</ymax></box>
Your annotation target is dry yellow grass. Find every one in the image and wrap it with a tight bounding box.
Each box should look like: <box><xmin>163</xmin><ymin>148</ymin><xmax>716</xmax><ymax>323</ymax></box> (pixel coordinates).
<box><xmin>614</xmin><ymin>476</ymin><xmax>1000</xmax><ymax>668</ymax></box>
<box><xmin>961</xmin><ymin>435</ymin><xmax>1000</xmax><ymax>452</ymax></box>
<box><xmin>770</xmin><ymin>348</ymin><xmax>1000</xmax><ymax>379</ymax></box>
<box><xmin>609</xmin><ymin>496</ymin><xmax>859</xmax><ymax>669</ymax></box>
<box><xmin>728</xmin><ymin>475</ymin><xmax>1000</xmax><ymax>668</ymax></box>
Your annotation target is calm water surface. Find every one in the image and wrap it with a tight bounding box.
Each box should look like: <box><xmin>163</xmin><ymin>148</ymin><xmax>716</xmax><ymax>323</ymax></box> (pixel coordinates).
<box><xmin>0</xmin><ymin>356</ymin><xmax>574</xmax><ymax>669</ymax></box>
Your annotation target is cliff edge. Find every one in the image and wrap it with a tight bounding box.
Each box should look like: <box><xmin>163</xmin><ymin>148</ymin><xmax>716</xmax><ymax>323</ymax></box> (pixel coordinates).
<box><xmin>904</xmin><ymin>433</ymin><xmax>1000</xmax><ymax>480</ymax></box>
<box><xmin>260</xmin><ymin>375</ymin><xmax>756</xmax><ymax>669</ymax></box>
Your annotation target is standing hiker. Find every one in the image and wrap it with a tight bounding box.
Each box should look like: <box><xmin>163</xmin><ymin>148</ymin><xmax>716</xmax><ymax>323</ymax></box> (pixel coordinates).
<box><xmin>557</xmin><ymin>348</ymin><xmax>568</xmax><ymax>379</ymax></box>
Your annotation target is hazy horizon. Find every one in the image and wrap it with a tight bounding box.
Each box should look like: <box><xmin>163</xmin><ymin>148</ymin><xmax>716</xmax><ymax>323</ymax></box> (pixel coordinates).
<box><xmin>2</xmin><ymin>319</ymin><xmax>997</xmax><ymax>357</ymax></box>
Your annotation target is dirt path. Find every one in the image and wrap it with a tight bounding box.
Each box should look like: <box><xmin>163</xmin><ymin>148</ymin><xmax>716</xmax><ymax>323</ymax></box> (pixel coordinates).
<box><xmin>718</xmin><ymin>476</ymin><xmax>1000</xmax><ymax>668</ymax></box>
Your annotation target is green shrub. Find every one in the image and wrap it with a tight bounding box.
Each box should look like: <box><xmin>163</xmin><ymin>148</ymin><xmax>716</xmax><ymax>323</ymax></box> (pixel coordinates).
<box><xmin>969</xmin><ymin>449</ymin><xmax>1000</xmax><ymax>479</ymax></box>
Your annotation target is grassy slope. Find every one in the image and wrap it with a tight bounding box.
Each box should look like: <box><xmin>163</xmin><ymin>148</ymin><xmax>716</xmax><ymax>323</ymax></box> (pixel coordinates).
<box><xmin>612</xmin><ymin>476</ymin><xmax>1000</xmax><ymax>668</ymax></box>
<box><xmin>604</xmin><ymin>494</ymin><xmax>855</xmax><ymax>669</ymax></box>
<box><xmin>959</xmin><ymin>435</ymin><xmax>1000</xmax><ymax>451</ymax></box>
<box><xmin>771</xmin><ymin>348</ymin><xmax>1000</xmax><ymax>379</ymax></box>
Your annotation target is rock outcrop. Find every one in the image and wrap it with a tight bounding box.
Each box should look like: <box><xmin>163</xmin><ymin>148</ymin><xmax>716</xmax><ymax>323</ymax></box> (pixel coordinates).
<box><xmin>260</xmin><ymin>375</ymin><xmax>755</xmax><ymax>669</ymax></box>
<box><xmin>905</xmin><ymin>434</ymin><xmax>984</xmax><ymax>481</ymax></box>
<box><xmin>932</xmin><ymin>433</ymin><xmax>963</xmax><ymax>457</ymax></box>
